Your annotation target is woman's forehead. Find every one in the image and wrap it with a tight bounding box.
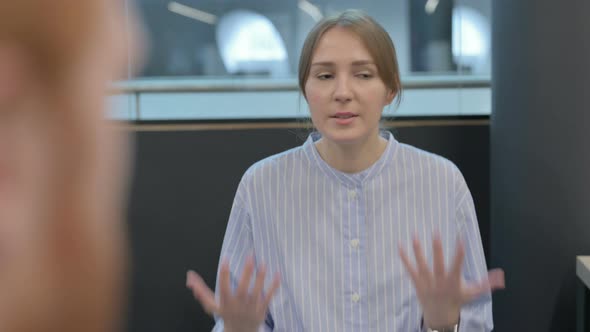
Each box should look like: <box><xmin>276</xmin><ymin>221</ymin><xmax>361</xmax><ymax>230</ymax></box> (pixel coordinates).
<box><xmin>311</xmin><ymin>27</ymin><xmax>374</xmax><ymax>63</ymax></box>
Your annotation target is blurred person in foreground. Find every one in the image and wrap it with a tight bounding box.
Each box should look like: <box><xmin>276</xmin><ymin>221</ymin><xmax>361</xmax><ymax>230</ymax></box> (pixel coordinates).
<box><xmin>0</xmin><ymin>0</ymin><xmax>144</xmax><ymax>331</ymax></box>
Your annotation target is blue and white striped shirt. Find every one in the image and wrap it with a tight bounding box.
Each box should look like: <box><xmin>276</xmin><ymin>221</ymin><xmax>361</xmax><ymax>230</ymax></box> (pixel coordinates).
<box><xmin>213</xmin><ymin>131</ymin><xmax>492</xmax><ymax>332</ymax></box>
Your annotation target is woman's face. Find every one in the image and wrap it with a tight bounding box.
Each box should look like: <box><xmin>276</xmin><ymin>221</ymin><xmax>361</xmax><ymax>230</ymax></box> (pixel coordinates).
<box><xmin>304</xmin><ymin>26</ymin><xmax>395</xmax><ymax>146</ymax></box>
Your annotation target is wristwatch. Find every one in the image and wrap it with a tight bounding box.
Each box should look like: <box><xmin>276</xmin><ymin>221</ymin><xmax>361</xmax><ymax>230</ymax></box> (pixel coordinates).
<box><xmin>426</xmin><ymin>324</ymin><xmax>458</xmax><ymax>332</ymax></box>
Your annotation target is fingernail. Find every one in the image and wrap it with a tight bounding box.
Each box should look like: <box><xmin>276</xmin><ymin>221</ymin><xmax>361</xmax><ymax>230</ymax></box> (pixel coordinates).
<box><xmin>186</xmin><ymin>271</ymin><xmax>194</xmax><ymax>287</ymax></box>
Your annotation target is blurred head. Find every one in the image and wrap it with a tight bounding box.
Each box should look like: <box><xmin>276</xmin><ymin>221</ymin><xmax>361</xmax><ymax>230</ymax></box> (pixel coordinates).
<box><xmin>0</xmin><ymin>0</ymin><xmax>143</xmax><ymax>331</ymax></box>
<box><xmin>298</xmin><ymin>10</ymin><xmax>401</xmax><ymax>146</ymax></box>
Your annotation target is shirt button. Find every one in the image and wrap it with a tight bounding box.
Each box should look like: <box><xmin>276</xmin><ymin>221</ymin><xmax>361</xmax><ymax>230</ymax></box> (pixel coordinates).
<box><xmin>352</xmin><ymin>292</ymin><xmax>360</xmax><ymax>303</ymax></box>
<box><xmin>351</xmin><ymin>239</ymin><xmax>359</xmax><ymax>249</ymax></box>
<box><xmin>348</xmin><ymin>190</ymin><xmax>357</xmax><ymax>199</ymax></box>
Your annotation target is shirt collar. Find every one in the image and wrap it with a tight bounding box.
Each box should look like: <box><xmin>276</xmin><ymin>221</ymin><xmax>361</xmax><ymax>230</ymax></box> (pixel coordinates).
<box><xmin>303</xmin><ymin>131</ymin><xmax>399</xmax><ymax>187</ymax></box>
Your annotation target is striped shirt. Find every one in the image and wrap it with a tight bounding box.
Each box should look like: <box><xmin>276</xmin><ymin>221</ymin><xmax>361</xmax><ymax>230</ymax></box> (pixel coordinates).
<box><xmin>213</xmin><ymin>131</ymin><xmax>492</xmax><ymax>332</ymax></box>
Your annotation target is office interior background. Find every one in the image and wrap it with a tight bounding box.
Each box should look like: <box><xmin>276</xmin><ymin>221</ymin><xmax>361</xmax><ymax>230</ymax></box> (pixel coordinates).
<box><xmin>109</xmin><ymin>0</ymin><xmax>590</xmax><ymax>331</ymax></box>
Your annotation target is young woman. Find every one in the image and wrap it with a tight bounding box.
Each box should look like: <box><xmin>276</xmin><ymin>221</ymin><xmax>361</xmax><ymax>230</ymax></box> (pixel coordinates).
<box><xmin>0</xmin><ymin>0</ymin><xmax>143</xmax><ymax>331</ymax></box>
<box><xmin>188</xmin><ymin>10</ymin><xmax>504</xmax><ymax>332</ymax></box>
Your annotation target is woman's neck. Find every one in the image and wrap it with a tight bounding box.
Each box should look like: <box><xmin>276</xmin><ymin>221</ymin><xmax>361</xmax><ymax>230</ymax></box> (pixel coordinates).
<box><xmin>314</xmin><ymin>132</ymin><xmax>388</xmax><ymax>174</ymax></box>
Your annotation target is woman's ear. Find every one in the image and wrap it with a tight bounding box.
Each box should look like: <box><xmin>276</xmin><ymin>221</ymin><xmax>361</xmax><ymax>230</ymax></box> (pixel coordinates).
<box><xmin>385</xmin><ymin>89</ymin><xmax>397</xmax><ymax>105</ymax></box>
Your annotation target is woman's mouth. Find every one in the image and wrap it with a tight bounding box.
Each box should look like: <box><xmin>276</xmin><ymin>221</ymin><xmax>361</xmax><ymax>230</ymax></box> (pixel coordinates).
<box><xmin>331</xmin><ymin>112</ymin><xmax>358</xmax><ymax>125</ymax></box>
<box><xmin>331</xmin><ymin>112</ymin><xmax>358</xmax><ymax>119</ymax></box>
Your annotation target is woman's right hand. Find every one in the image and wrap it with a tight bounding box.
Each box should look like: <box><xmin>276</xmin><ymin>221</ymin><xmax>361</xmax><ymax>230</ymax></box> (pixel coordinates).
<box><xmin>186</xmin><ymin>255</ymin><xmax>280</xmax><ymax>332</ymax></box>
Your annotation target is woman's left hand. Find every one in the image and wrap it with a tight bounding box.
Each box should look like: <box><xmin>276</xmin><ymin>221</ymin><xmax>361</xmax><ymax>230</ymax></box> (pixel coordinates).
<box><xmin>399</xmin><ymin>234</ymin><xmax>505</xmax><ymax>330</ymax></box>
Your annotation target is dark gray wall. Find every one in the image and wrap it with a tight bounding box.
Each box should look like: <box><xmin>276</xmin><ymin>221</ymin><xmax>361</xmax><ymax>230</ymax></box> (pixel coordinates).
<box><xmin>124</xmin><ymin>120</ymin><xmax>491</xmax><ymax>332</ymax></box>
<box><xmin>491</xmin><ymin>1</ymin><xmax>590</xmax><ymax>331</ymax></box>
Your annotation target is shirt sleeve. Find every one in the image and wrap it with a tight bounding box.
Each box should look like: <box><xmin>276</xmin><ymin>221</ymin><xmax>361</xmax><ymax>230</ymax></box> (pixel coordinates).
<box><xmin>454</xmin><ymin>169</ymin><xmax>494</xmax><ymax>332</ymax></box>
<box><xmin>211</xmin><ymin>178</ymin><xmax>274</xmax><ymax>331</ymax></box>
